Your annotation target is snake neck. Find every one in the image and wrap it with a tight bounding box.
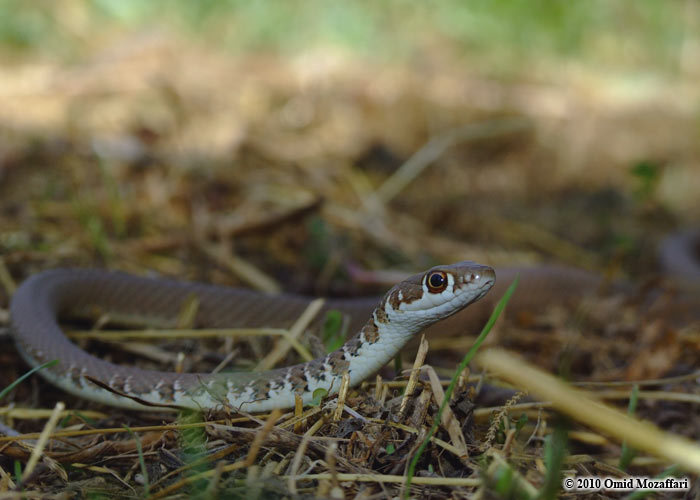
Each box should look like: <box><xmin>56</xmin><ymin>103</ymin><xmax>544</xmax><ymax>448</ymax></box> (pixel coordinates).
<box><xmin>327</xmin><ymin>287</ymin><xmax>445</xmax><ymax>388</ymax></box>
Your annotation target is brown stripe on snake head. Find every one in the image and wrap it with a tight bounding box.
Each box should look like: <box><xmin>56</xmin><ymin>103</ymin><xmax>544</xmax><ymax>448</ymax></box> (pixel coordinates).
<box><xmin>387</xmin><ymin>283</ymin><xmax>423</xmax><ymax>309</ymax></box>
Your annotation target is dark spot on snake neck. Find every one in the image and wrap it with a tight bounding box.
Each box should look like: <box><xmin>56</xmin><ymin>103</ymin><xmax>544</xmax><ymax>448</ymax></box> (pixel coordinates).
<box><xmin>109</xmin><ymin>375</ymin><xmax>127</xmax><ymax>392</ymax></box>
<box><xmin>362</xmin><ymin>320</ymin><xmax>380</xmax><ymax>344</ymax></box>
<box><xmin>375</xmin><ymin>306</ymin><xmax>389</xmax><ymax>324</ymax></box>
<box><xmin>345</xmin><ymin>336</ymin><xmax>363</xmax><ymax>354</ymax></box>
<box><xmin>326</xmin><ymin>350</ymin><xmax>350</xmax><ymax>375</ymax></box>
<box><xmin>68</xmin><ymin>366</ymin><xmax>83</xmax><ymax>387</ymax></box>
<box><xmin>287</xmin><ymin>366</ymin><xmax>309</xmax><ymax>393</ymax></box>
<box><xmin>21</xmin><ymin>340</ymin><xmax>49</xmax><ymax>365</ymax></box>
<box><xmin>308</xmin><ymin>359</ymin><xmax>328</xmax><ymax>382</ymax></box>
<box><xmin>248</xmin><ymin>377</ymin><xmax>273</xmax><ymax>398</ymax></box>
<box><xmin>157</xmin><ymin>384</ymin><xmax>175</xmax><ymax>401</ymax></box>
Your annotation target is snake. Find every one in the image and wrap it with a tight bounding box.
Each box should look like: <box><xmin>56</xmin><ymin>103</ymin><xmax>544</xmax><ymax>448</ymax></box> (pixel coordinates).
<box><xmin>9</xmin><ymin>228</ymin><xmax>700</xmax><ymax>412</ymax></box>
<box><xmin>9</xmin><ymin>262</ymin><xmax>495</xmax><ymax>412</ymax></box>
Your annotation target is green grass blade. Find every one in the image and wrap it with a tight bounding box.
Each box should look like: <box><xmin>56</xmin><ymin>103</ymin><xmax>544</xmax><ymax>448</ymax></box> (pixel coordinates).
<box><xmin>538</xmin><ymin>418</ymin><xmax>569</xmax><ymax>500</ymax></box>
<box><xmin>404</xmin><ymin>276</ymin><xmax>519</xmax><ymax>497</ymax></box>
<box><xmin>0</xmin><ymin>359</ymin><xmax>59</xmax><ymax>402</ymax></box>
<box><xmin>619</xmin><ymin>384</ymin><xmax>639</xmax><ymax>470</ymax></box>
<box><xmin>124</xmin><ymin>425</ymin><xmax>150</xmax><ymax>497</ymax></box>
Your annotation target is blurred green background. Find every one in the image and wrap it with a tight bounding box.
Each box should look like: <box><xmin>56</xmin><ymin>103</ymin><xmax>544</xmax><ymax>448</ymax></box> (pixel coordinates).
<box><xmin>0</xmin><ymin>0</ymin><xmax>698</xmax><ymax>276</ymax></box>
<box><xmin>1</xmin><ymin>0</ymin><xmax>696</xmax><ymax>76</ymax></box>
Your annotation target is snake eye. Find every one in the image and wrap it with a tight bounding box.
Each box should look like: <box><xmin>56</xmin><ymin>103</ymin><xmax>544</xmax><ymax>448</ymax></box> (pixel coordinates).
<box><xmin>426</xmin><ymin>271</ymin><xmax>448</xmax><ymax>293</ymax></box>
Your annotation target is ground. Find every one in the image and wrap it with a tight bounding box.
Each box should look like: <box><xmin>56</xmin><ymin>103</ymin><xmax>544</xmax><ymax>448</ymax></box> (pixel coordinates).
<box><xmin>0</xmin><ymin>2</ymin><xmax>699</xmax><ymax>499</ymax></box>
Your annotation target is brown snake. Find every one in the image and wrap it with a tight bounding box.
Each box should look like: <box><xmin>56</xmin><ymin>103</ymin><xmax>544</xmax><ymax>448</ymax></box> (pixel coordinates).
<box><xmin>9</xmin><ymin>229</ymin><xmax>700</xmax><ymax>412</ymax></box>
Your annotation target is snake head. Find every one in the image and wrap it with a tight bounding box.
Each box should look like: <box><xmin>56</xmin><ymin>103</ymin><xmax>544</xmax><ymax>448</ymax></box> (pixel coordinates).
<box><xmin>380</xmin><ymin>261</ymin><xmax>495</xmax><ymax>329</ymax></box>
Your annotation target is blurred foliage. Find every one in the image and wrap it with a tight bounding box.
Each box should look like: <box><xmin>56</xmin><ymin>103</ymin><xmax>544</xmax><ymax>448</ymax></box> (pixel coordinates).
<box><xmin>322</xmin><ymin>309</ymin><xmax>346</xmax><ymax>352</ymax></box>
<box><xmin>630</xmin><ymin>160</ymin><xmax>662</xmax><ymax>202</ymax></box>
<box><xmin>0</xmin><ymin>0</ymin><xmax>693</xmax><ymax>74</ymax></box>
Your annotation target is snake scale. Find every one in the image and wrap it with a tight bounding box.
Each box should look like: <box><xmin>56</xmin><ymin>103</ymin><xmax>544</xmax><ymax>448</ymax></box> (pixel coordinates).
<box><xmin>9</xmin><ymin>229</ymin><xmax>700</xmax><ymax>412</ymax></box>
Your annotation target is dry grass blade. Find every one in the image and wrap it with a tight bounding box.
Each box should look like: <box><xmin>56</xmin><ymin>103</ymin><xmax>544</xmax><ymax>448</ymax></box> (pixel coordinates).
<box><xmin>21</xmin><ymin>402</ymin><xmax>64</xmax><ymax>482</ymax></box>
<box><xmin>287</xmin><ymin>416</ymin><xmax>326</xmax><ymax>494</ymax></box>
<box><xmin>0</xmin><ymin>463</ymin><xmax>17</xmax><ymax>490</ymax></box>
<box><xmin>0</xmin><ymin>257</ymin><xmax>16</xmax><ymax>295</ymax></box>
<box><xmin>199</xmin><ymin>243</ymin><xmax>281</xmax><ymax>293</ymax></box>
<box><xmin>202</xmin><ymin>460</ymin><xmax>226</xmax><ymax>498</ymax></box>
<box><xmin>405</xmin><ymin>275</ymin><xmax>518</xmax><ymax>495</ymax></box>
<box><xmin>399</xmin><ymin>334</ymin><xmax>429</xmax><ymax>417</ymax></box>
<box><xmin>594</xmin><ymin>390</ymin><xmax>700</xmax><ymax>404</ymax></box>
<box><xmin>175</xmin><ymin>294</ymin><xmax>200</xmax><ymax>329</ymax></box>
<box><xmin>148</xmin><ymin>442</ymin><xmax>243</xmax><ymax>490</ymax></box>
<box><xmin>256</xmin><ymin>297</ymin><xmax>324</xmax><ymax>370</ymax></box>
<box><xmin>0</xmin><ymin>419</ymin><xmax>250</xmax><ymax>444</ymax></box>
<box><xmin>332</xmin><ymin>372</ymin><xmax>351</xmax><ymax>421</ymax></box>
<box><xmin>375</xmin><ymin>117</ymin><xmax>530</xmax><ymax>203</ymax></box>
<box><xmin>68</xmin><ymin>327</ymin><xmax>315</xmax><ymax>363</ymax></box>
<box><xmin>319</xmin><ymin>441</ymin><xmax>341</xmax><ymax>498</ymax></box>
<box><xmin>68</xmin><ymin>327</ymin><xmax>289</xmax><ymax>341</ymax></box>
<box><xmin>286</xmin><ymin>472</ymin><xmax>481</xmax><ymax>487</ymax></box>
<box><xmin>476</xmin><ymin>349</ymin><xmax>700</xmax><ymax>474</ymax></box>
<box><xmin>149</xmin><ymin>410</ymin><xmax>281</xmax><ymax>499</ymax></box>
<box><xmin>423</xmin><ymin>365</ymin><xmax>469</xmax><ymax>459</ymax></box>
<box><xmin>367</xmin><ymin>418</ymin><xmax>464</xmax><ymax>458</ymax></box>
<box><xmin>574</xmin><ymin>370</ymin><xmax>700</xmax><ymax>388</ymax></box>
<box><xmin>0</xmin><ymin>408</ymin><xmax>107</xmax><ymax>421</ymax></box>
<box><xmin>278</xmin><ymin>405</ymin><xmax>322</xmax><ymax>431</ymax></box>
<box><xmin>244</xmin><ymin>409</ymin><xmax>283</xmax><ymax>467</ymax></box>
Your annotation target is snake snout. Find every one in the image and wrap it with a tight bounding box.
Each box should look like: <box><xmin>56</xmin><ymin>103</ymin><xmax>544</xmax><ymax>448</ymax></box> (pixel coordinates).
<box><xmin>479</xmin><ymin>266</ymin><xmax>496</xmax><ymax>288</ymax></box>
<box><xmin>455</xmin><ymin>262</ymin><xmax>495</xmax><ymax>289</ymax></box>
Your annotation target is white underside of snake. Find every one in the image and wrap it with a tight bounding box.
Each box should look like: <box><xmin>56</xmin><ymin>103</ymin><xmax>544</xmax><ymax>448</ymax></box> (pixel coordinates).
<box><xmin>10</xmin><ymin>262</ymin><xmax>495</xmax><ymax>412</ymax></box>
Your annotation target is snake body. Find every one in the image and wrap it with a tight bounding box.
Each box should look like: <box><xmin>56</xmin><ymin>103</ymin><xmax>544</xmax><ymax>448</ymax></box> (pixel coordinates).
<box><xmin>9</xmin><ymin>229</ymin><xmax>700</xmax><ymax>412</ymax></box>
<box><xmin>10</xmin><ymin>262</ymin><xmax>494</xmax><ymax>412</ymax></box>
